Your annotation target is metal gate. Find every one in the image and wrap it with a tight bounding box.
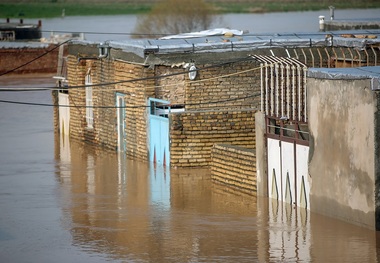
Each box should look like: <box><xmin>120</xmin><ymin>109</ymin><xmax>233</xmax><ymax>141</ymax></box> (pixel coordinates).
<box><xmin>251</xmin><ymin>55</ymin><xmax>310</xmax><ymax>209</ymax></box>
<box><xmin>267</xmin><ymin>117</ymin><xmax>310</xmax><ymax>209</ymax></box>
<box><xmin>149</xmin><ymin>98</ymin><xmax>170</xmax><ymax>166</ymax></box>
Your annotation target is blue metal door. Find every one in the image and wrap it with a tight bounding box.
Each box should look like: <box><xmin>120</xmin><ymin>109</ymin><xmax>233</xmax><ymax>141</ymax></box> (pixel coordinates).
<box><xmin>149</xmin><ymin>98</ymin><xmax>170</xmax><ymax>166</ymax></box>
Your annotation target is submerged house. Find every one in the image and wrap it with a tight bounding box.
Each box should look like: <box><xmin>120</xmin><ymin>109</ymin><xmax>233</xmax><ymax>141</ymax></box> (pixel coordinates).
<box><xmin>54</xmin><ymin>28</ymin><xmax>380</xmax><ymax>229</ymax></box>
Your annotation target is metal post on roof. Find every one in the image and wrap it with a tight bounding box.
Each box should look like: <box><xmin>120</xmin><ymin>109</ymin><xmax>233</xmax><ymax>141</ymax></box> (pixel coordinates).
<box><xmin>297</xmin><ymin>66</ymin><xmax>301</xmax><ymax>121</ymax></box>
<box><xmin>270</xmin><ymin>63</ymin><xmax>275</xmax><ymax>116</ymax></box>
<box><xmin>340</xmin><ymin>47</ymin><xmax>346</xmax><ymax>67</ymax></box>
<box><xmin>275</xmin><ymin>63</ymin><xmax>280</xmax><ymax>118</ymax></box>
<box><xmin>316</xmin><ymin>48</ymin><xmax>323</xmax><ymax>68</ymax></box>
<box><xmin>370</xmin><ymin>46</ymin><xmax>377</xmax><ymax>66</ymax></box>
<box><xmin>363</xmin><ymin>48</ymin><xmax>369</xmax><ymax>67</ymax></box>
<box><xmin>285</xmin><ymin>49</ymin><xmax>291</xmax><ymax>58</ymax></box>
<box><xmin>292</xmin><ymin>65</ymin><xmax>296</xmax><ymax>121</ymax></box>
<box><xmin>329</xmin><ymin>6</ymin><xmax>335</xmax><ymax>20</ymax></box>
<box><xmin>301</xmin><ymin>48</ymin><xmax>307</xmax><ymax>65</ymax></box>
<box><xmin>286</xmin><ymin>64</ymin><xmax>291</xmax><ymax>119</ymax></box>
<box><xmin>280</xmin><ymin>63</ymin><xmax>285</xmax><ymax>118</ymax></box>
<box><xmin>265</xmin><ymin>62</ymin><xmax>269</xmax><ymax>115</ymax></box>
<box><xmin>303</xmin><ymin>67</ymin><xmax>307</xmax><ymax>122</ymax></box>
<box><xmin>261</xmin><ymin>63</ymin><xmax>264</xmax><ymax>112</ymax></box>
<box><xmin>347</xmin><ymin>48</ymin><xmax>354</xmax><ymax>67</ymax></box>
<box><xmin>309</xmin><ymin>49</ymin><xmax>315</xmax><ymax>68</ymax></box>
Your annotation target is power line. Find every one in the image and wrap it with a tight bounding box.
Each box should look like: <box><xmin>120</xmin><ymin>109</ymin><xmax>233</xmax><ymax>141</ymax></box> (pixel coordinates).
<box><xmin>0</xmin><ymin>92</ymin><xmax>260</xmax><ymax>109</ymax></box>
<box><xmin>0</xmin><ymin>56</ymin><xmax>257</xmax><ymax>91</ymax></box>
<box><xmin>0</xmin><ymin>39</ymin><xmax>71</xmax><ymax>77</ymax></box>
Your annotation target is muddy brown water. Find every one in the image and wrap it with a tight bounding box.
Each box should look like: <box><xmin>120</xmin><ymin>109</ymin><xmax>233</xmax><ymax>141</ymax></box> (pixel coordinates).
<box><xmin>1</xmin><ymin>75</ymin><xmax>380</xmax><ymax>262</ymax></box>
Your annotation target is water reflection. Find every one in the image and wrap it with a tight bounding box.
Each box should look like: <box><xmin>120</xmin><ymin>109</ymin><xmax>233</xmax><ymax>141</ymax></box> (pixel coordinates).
<box><xmin>2</xmin><ymin>75</ymin><xmax>379</xmax><ymax>262</ymax></box>
<box><xmin>54</xmin><ymin>133</ymin><xmax>380</xmax><ymax>262</ymax></box>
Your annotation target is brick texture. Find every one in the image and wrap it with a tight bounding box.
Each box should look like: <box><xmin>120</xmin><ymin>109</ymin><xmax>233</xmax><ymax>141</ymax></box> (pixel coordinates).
<box><xmin>0</xmin><ymin>45</ymin><xmax>59</xmax><ymax>74</ymax></box>
<box><xmin>170</xmin><ymin>109</ymin><xmax>256</xmax><ymax>167</ymax></box>
<box><xmin>211</xmin><ymin>143</ymin><xmax>256</xmax><ymax>195</ymax></box>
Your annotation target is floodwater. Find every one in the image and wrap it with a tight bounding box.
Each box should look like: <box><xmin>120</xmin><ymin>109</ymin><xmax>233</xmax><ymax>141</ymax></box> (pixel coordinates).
<box><xmin>1</xmin><ymin>74</ymin><xmax>380</xmax><ymax>262</ymax></box>
<box><xmin>18</xmin><ymin>8</ymin><xmax>380</xmax><ymax>42</ymax></box>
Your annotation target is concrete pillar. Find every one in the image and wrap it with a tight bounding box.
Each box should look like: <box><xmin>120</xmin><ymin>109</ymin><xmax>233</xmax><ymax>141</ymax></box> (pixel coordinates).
<box><xmin>255</xmin><ymin>111</ymin><xmax>267</xmax><ymax>196</ymax></box>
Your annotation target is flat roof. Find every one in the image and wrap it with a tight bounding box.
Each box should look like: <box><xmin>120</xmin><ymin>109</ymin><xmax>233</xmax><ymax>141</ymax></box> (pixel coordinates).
<box><xmin>71</xmin><ymin>28</ymin><xmax>380</xmax><ymax>58</ymax></box>
<box><xmin>0</xmin><ymin>42</ymin><xmax>50</xmax><ymax>49</ymax></box>
<box><xmin>308</xmin><ymin>66</ymin><xmax>380</xmax><ymax>90</ymax></box>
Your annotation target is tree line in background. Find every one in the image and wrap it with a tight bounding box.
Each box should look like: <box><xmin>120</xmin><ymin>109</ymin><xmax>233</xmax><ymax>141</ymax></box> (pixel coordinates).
<box><xmin>132</xmin><ymin>0</ymin><xmax>217</xmax><ymax>38</ymax></box>
<box><xmin>1</xmin><ymin>0</ymin><xmax>379</xmax><ymax>38</ymax></box>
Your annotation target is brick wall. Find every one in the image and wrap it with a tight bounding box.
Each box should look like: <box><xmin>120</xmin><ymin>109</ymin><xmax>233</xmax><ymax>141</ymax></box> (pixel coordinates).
<box><xmin>62</xmin><ymin>43</ymin><xmax>380</xmax><ymax>165</ymax></box>
<box><xmin>0</xmin><ymin>45</ymin><xmax>59</xmax><ymax>74</ymax></box>
<box><xmin>185</xmin><ymin>60</ymin><xmax>262</xmax><ymax>111</ymax></box>
<box><xmin>67</xmin><ymin>55</ymin><xmax>87</xmax><ymax>143</ymax></box>
<box><xmin>211</xmin><ymin>144</ymin><xmax>256</xmax><ymax>195</ymax></box>
<box><xmin>155</xmin><ymin>66</ymin><xmax>185</xmax><ymax>105</ymax></box>
<box><xmin>114</xmin><ymin>60</ymin><xmax>155</xmax><ymax>160</ymax></box>
<box><xmin>170</xmin><ymin>109</ymin><xmax>256</xmax><ymax>167</ymax></box>
<box><xmin>66</xmin><ymin>55</ymin><xmax>155</xmax><ymax>159</ymax></box>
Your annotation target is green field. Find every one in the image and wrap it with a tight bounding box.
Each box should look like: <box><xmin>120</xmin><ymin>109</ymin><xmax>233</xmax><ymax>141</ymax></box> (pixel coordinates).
<box><xmin>0</xmin><ymin>1</ymin><xmax>379</xmax><ymax>18</ymax></box>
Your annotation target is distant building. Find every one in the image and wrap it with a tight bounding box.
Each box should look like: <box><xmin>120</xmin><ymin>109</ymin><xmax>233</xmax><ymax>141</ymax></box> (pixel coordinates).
<box><xmin>0</xmin><ymin>19</ymin><xmax>41</xmax><ymax>41</ymax></box>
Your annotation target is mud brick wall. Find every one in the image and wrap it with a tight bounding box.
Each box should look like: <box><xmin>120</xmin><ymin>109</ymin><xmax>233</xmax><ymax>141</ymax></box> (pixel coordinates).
<box><xmin>155</xmin><ymin>66</ymin><xmax>185</xmax><ymax>105</ymax></box>
<box><xmin>185</xmin><ymin>60</ymin><xmax>262</xmax><ymax>111</ymax></box>
<box><xmin>211</xmin><ymin>144</ymin><xmax>256</xmax><ymax>195</ymax></box>
<box><xmin>0</xmin><ymin>45</ymin><xmax>59</xmax><ymax>74</ymax></box>
<box><xmin>67</xmin><ymin>55</ymin><xmax>155</xmax><ymax>159</ymax></box>
<box><xmin>170</xmin><ymin>109</ymin><xmax>256</xmax><ymax>167</ymax></box>
<box><xmin>67</xmin><ymin>55</ymin><xmax>88</xmax><ymax>143</ymax></box>
<box><xmin>67</xmin><ymin>56</ymin><xmax>118</xmax><ymax>150</ymax></box>
<box><xmin>114</xmin><ymin>61</ymin><xmax>155</xmax><ymax>160</ymax></box>
<box><xmin>95</xmin><ymin>59</ymin><xmax>117</xmax><ymax>150</ymax></box>
<box><xmin>52</xmin><ymin>90</ymin><xmax>59</xmax><ymax>133</ymax></box>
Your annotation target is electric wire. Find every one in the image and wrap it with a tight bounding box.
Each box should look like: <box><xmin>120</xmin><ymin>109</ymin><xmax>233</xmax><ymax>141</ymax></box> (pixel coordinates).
<box><xmin>0</xmin><ymin>39</ymin><xmax>71</xmax><ymax>77</ymax></box>
<box><xmin>0</xmin><ymin>92</ymin><xmax>260</xmax><ymax>109</ymax></box>
<box><xmin>0</xmin><ymin>62</ymin><xmax>266</xmax><ymax>108</ymax></box>
<box><xmin>0</xmin><ymin>55</ymin><xmax>258</xmax><ymax>91</ymax></box>
<box><xmin>0</xmin><ymin>37</ymin><xmax>266</xmax><ymax>109</ymax></box>
<box><xmin>0</xmin><ymin>62</ymin><xmax>266</xmax><ymax>92</ymax></box>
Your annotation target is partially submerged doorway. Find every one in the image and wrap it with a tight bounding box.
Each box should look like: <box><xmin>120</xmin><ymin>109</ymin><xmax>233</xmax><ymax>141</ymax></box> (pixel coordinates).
<box><xmin>149</xmin><ymin>98</ymin><xmax>170</xmax><ymax>166</ymax></box>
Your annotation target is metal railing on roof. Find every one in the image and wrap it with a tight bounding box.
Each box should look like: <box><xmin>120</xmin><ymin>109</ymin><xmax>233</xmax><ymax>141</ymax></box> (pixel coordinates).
<box><xmin>252</xmin><ymin>54</ymin><xmax>308</xmax><ymax>123</ymax></box>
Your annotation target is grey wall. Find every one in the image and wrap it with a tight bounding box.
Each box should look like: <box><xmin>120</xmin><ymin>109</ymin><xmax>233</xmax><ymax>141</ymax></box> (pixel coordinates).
<box><xmin>255</xmin><ymin>111</ymin><xmax>267</xmax><ymax>197</ymax></box>
<box><xmin>307</xmin><ymin>77</ymin><xmax>376</xmax><ymax>229</ymax></box>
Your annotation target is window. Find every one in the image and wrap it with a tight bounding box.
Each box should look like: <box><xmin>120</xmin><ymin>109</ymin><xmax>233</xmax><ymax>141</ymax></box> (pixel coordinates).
<box><xmin>85</xmin><ymin>74</ymin><xmax>93</xmax><ymax>129</ymax></box>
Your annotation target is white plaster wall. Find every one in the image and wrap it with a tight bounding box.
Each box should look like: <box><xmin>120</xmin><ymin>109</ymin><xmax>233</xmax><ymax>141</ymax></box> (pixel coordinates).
<box><xmin>281</xmin><ymin>141</ymin><xmax>295</xmax><ymax>204</ymax></box>
<box><xmin>268</xmin><ymin>138</ymin><xmax>281</xmax><ymax>201</ymax></box>
<box><xmin>308</xmin><ymin>77</ymin><xmax>376</xmax><ymax>229</ymax></box>
<box><xmin>296</xmin><ymin>144</ymin><xmax>310</xmax><ymax>210</ymax></box>
<box><xmin>58</xmin><ymin>93</ymin><xmax>70</xmax><ymax>136</ymax></box>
